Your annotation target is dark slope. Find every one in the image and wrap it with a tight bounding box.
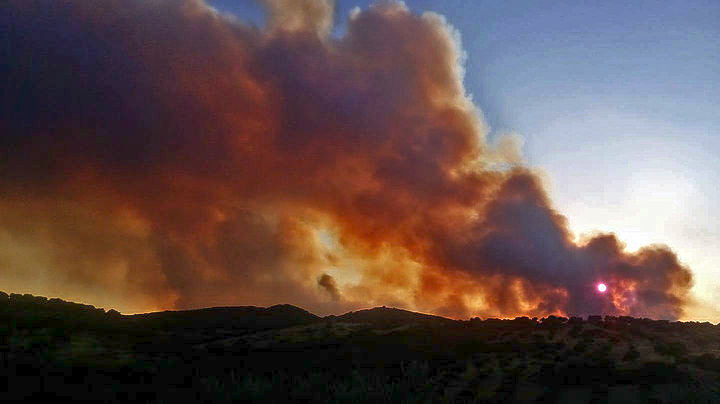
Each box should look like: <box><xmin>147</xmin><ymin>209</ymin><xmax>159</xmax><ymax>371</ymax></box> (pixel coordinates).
<box><xmin>127</xmin><ymin>304</ymin><xmax>321</xmax><ymax>332</ymax></box>
<box><xmin>333</xmin><ymin>306</ymin><xmax>456</xmax><ymax>328</ymax></box>
<box><xmin>3</xmin><ymin>290</ymin><xmax>720</xmax><ymax>402</ymax></box>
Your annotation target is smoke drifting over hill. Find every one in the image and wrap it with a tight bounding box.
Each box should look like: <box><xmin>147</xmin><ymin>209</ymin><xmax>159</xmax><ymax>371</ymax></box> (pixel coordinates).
<box><xmin>0</xmin><ymin>0</ymin><xmax>692</xmax><ymax>318</ymax></box>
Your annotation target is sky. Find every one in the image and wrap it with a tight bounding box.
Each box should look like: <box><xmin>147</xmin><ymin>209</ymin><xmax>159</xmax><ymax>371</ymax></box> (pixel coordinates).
<box><xmin>2</xmin><ymin>0</ymin><xmax>718</xmax><ymax>320</ymax></box>
<box><xmin>209</xmin><ymin>0</ymin><xmax>720</xmax><ymax>319</ymax></box>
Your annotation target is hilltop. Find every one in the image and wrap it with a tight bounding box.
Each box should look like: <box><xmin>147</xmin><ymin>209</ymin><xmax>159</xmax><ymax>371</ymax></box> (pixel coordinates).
<box><xmin>332</xmin><ymin>306</ymin><xmax>457</xmax><ymax>327</ymax></box>
<box><xmin>127</xmin><ymin>304</ymin><xmax>320</xmax><ymax>331</ymax></box>
<box><xmin>2</xmin><ymin>291</ymin><xmax>720</xmax><ymax>402</ymax></box>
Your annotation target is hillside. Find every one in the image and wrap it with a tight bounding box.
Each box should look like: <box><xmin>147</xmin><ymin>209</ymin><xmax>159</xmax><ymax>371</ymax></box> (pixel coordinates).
<box><xmin>2</xmin><ymin>291</ymin><xmax>720</xmax><ymax>402</ymax></box>
<box><xmin>127</xmin><ymin>304</ymin><xmax>321</xmax><ymax>332</ymax></box>
<box><xmin>333</xmin><ymin>306</ymin><xmax>457</xmax><ymax>328</ymax></box>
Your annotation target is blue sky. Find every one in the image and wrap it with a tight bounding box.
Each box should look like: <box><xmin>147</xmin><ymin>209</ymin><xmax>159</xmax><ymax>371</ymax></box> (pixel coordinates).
<box><xmin>209</xmin><ymin>0</ymin><xmax>720</xmax><ymax>318</ymax></box>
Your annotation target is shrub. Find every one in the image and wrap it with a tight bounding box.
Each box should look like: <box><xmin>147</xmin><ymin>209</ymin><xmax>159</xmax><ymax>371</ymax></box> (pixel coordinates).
<box><xmin>695</xmin><ymin>353</ymin><xmax>720</xmax><ymax>372</ymax></box>
<box><xmin>654</xmin><ymin>341</ymin><xmax>688</xmax><ymax>358</ymax></box>
<box><xmin>623</xmin><ymin>346</ymin><xmax>640</xmax><ymax>362</ymax></box>
<box><xmin>573</xmin><ymin>341</ymin><xmax>589</xmax><ymax>353</ymax></box>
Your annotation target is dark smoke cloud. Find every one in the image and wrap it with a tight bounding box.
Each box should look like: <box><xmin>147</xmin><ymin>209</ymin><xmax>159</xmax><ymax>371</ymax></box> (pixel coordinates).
<box><xmin>318</xmin><ymin>274</ymin><xmax>341</xmax><ymax>301</ymax></box>
<box><xmin>0</xmin><ymin>0</ymin><xmax>692</xmax><ymax>318</ymax></box>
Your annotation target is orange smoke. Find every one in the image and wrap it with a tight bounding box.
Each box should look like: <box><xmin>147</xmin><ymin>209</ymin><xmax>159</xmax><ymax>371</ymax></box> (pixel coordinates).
<box><xmin>0</xmin><ymin>0</ymin><xmax>692</xmax><ymax>318</ymax></box>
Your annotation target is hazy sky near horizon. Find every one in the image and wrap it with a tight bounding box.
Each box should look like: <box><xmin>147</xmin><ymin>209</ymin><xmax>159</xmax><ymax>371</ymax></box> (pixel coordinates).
<box><xmin>210</xmin><ymin>0</ymin><xmax>720</xmax><ymax>319</ymax></box>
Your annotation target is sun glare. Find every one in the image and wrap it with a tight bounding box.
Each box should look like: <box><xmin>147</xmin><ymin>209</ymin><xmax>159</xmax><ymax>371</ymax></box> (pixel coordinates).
<box><xmin>597</xmin><ymin>283</ymin><xmax>607</xmax><ymax>293</ymax></box>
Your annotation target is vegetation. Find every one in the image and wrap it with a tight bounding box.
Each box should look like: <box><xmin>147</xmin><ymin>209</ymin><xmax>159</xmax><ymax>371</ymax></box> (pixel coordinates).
<box><xmin>2</xmin><ymin>291</ymin><xmax>720</xmax><ymax>402</ymax></box>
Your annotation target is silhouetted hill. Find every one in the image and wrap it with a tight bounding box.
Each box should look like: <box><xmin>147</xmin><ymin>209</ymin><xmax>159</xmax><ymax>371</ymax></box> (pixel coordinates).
<box><xmin>4</xmin><ymin>290</ymin><xmax>720</xmax><ymax>403</ymax></box>
<box><xmin>127</xmin><ymin>304</ymin><xmax>321</xmax><ymax>332</ymax></box>
<box><xmin>332</xmin><ymin>306</ymin><xmax>456</xmax><ymax>328</ymax></box>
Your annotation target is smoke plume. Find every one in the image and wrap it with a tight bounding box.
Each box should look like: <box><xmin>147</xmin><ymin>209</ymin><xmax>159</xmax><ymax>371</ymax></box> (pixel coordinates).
<box><xmin>0</xmin><ymin>0</ymin><xmax>692</xmax><ymax>318</ymax></box>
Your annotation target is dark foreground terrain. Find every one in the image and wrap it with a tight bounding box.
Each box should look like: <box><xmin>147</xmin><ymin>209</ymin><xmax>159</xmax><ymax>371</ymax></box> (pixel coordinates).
<box><xmin>2</xmin><ymin>292</ymin><xmax>720</xmax><ymax>403</ymax></box>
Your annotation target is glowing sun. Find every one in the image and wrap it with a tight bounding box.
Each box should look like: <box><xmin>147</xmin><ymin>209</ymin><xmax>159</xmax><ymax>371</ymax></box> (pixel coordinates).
<box><xmin>597</xmin><ymin>283</ymin><xmax>607</xmax><ymax>293</ymax></box>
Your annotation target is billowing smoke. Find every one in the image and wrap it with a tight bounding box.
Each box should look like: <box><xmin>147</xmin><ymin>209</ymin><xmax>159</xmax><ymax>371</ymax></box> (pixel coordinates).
<box><xmin>0</xmin><ymin>0</ymin><xmax>692</xmax><ymax>318</ymax></box>
<box><xmin>318</xmin><ymin>274</ymin><xmax>341</xmax><ymax>301</ymax></box>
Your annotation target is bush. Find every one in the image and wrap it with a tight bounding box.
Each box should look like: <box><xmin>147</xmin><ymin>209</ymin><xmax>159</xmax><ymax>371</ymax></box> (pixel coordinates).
<box><xmin>623</xmin><ymin>346</ymin><xmax>640</xmax><ymax>362</ymax></box>
<box><xmin>654</xmin><ymin>341</ymin><xmax>688</xmax><ymax>358</ymax></box>
<box><xmin>569</xmin><ymin>325</ymin><xmax>582</xmax><ymax>337</ymax></box>
<box><xmin>637</xmin><ymin>361</ymin><xmax>683</xmax><ymax>383</ymax></box>
<box><xmin>573</xmin><ymin>341</ymin><xmax>589</xmax><ymax>353</ymax></box>
<box><xmin>695</xmin><ymin>353</ymin><xmax>720</xmax><ymax>372</ymax></box>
